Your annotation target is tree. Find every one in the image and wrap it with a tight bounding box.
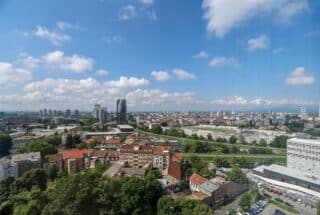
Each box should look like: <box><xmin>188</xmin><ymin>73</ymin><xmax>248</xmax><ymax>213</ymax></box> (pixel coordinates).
<box><xmin>200</xmin><ymin>168</ymin><xmax>212</xmax><ymax>177</ymax></box>
<box><xmin>227</xmin><ymin>167</ymin><xmax>248</xmax><ymax>185</ymax></box>
<box><xmin>0</xmin><ymin>133</ymin><xmax>12</xmax><ymax>157</ymax></box>
<box><xmin>239</xmin><ymin>193</ymin><xmax>251</xmax><ymax>211</ymax></box>
<box><xmin>46</xmin><ymin>164</ymin><xmax>59</xmax><ymax>180</ymax></box>
<box><xmin>207</xmin><ymin>134</ymin><xmax>213</xmax><ymax>141</ymax></box>
<box><xmin>43</xmin><ymin>171</ymin><xmax>103</xmax><ymax>215</ymax></box>
<box><xmin>13</xmin><ymin>186</ymin><xmax>48</xmax><ymax>215</ymax></box>
<box><xmin>186</xmin><ymin>155</ymin><xmax>206</xmax><ymax>173</ymax></box>
<box><xmin>14</xmin><ymin>169</ymin><xmax>48</xmax><ymax>191</ymax></box>
<box><xmin>158</xmin><ymin>197</ymin><xmax>213</xmax><ymax>215</ymax></box>
<box><xmin>66</xmin><ymin>134</ymin><xmax>74</xmax><ymax>149</ymax></box>
<box><xmin>157</xmin><ymin>196</ymin><xmax>176</xmax><ymax>215</ymax></box>
<box><xmin>229</xmin><ymin>135</ymin><xmax>238</xmax><ymax>144</ymax></box>
<box><xmin>317</xmin><ymin>201</ymin><xmax>320</xmax><ymax>215</ymax></box>
<box><xmin>259</xmin><ymin>138</ymin><xmax>267</xmax><ymax>147</ymax></box>
<box><xmin>192</xmin><ymin>203</ymin><xmax>214</xmax><ymax>215</ymax></box>
<box><xmin>238</xmin><ymin>135</ymin><xmax>247</xmax><ymax>145</ymax></box>
<box><xmin>213</xmin><ymin>157</ymin><xmax>229</xmax><ymax>168</ymax></box>
<box><xmin>120</xmin><ymin>177</ymin><xmax>151</xmax><ymax>215</ymax></box>
<box><xmin>45</xmin><ymin>134</ymin><xmax>61</xmax><ymax>146</ymax></box>
<box><xmin>18</xmin><ymin>140</ymin><xmax>57</xmax><ymax>157</ymax></box>
<box><xmin>270</xmin><ymin>135</ymin><xmax>289</xmax><ymax>148</ymax></box>
<box><xmin>0</xmin><ymin>177</ymin><xmax>15</xmax><ymax>213</ymax></box>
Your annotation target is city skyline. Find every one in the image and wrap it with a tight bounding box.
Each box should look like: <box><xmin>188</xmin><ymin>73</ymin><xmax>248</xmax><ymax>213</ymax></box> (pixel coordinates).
<box><xmin>0</xmin><ymin>0</ymin><xmax>319</xmax><ymax>111</ymax></box>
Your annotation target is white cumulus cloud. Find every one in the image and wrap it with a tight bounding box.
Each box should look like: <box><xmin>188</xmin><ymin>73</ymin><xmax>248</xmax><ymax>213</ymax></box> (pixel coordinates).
<box><xmin>247</xmin><ymin>34</ymin><xmax>269</xmax><ymax>51</ymax></box>
<box><xmin>119</xmin><ymin>5</ymin><xmax>137</xmax><ymax>21</ymax></box>
<box><xmin>0</xmin><ymin>62</ymin><xmax>32</xmax><ymax>87</ymax></box>
<box><xmin>193</xmin><ymin>51</ymin><xmax>209</xmax><ymax>59</ymax></box>
<box><xmin>151</xmin><ymin>70</ymin><xmax>170</xmax><ymax>81</ymax></box>
<box><xmin>209</xmin><ymin>57</ymin><xmax>239</xmax><ymax>68</ymax></box>
<box><xmin>106</xmin><ymin>76</ymin><xmax>149</xmax><ymax>89</ymax></box>
<box><xmin>285</xmin><ymin>67</ymin><xmax>315</xmax><ymax>86</ymax></box>
<box><xmin>96</xmin><ymin>69</ymin><xmax>109</xmax><ymax>76</ymax></box>
<box><xmin>140</xmin><ymin>0</ymin><xmax>154</xmax><ymax>6</ymax></box>
<box><xmin>202</xmin><ymin>0</ymin><xmax>308</xmax><ymax>38</ymax></box>
<box><xmin>32</xmin><ymin>26</ymin><xmax>71</xmax><ymax>46</ymax></box>
<box><xmin>42</xmin><ymin>50</ymin><xmax>93</xmax><ymax>73</ymax></box>
<box><xmin>173</xmin><ymin>68</ymin><xmax>196</xmax><ymax>80</ymax></box>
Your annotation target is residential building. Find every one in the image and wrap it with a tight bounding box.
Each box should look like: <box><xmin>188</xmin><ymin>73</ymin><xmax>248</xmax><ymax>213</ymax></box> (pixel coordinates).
<box><xmin>62</xmin><ymin>149</ymin><xmax>91</xmax><ymax>174</ymax></box>
<box><xmin>0</xmin><ymin>158</ymin><xmax>18</xmax><ymax>180</ymax></box>
<box><xmin>11</xmin><ymin>152</ymin><xmax>41</xmax><ymax>177</ymax></box>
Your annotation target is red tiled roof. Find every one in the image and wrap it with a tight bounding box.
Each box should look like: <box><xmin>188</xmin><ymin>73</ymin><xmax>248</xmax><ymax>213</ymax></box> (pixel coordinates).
<box><xmin>120</xmin><ymin>144</ymin><xmax>153</xmax><ymax>154</ymax></box>
<box><xmin>172</xmin><ymin>153</ymin><xmax>182</xmax><ymax>161</ymax></box>
<box><xmin>62</xmin><ymin>149</ymin><xmax>91</xmax><ymax>159</ymax></box>
<box><xmin>153</xmin><ymin>146</ymin><xmax>171</xmax><ymax>155</ymax></box>
<box><xmin>45</xmin><ymin>153</ymin><xmax>63</xmax><ymax>162</ymax></box>
<box><xmin>105</xmin><ymin>138</ymin><xmax>120</xmax><ymax>145</ymax></box>
<box><xmin>168</xmin><ymin>160</ymin><xmax>181</xmax><ymax>181</ymax></box>
<box><xmin>190</xmin><ymin>173</ymin><xmax>207</xmax><ymax>185</ymax></box>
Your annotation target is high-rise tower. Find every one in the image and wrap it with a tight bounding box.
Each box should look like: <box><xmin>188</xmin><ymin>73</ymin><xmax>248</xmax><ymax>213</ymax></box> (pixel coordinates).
<box><xmin>116</xmin><ymin>99</ymin><xmax>127</xmax><ymax>124</ymax></box>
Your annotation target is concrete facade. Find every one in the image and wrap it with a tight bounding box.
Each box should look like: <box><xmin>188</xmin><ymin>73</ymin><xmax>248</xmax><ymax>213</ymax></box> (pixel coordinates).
<box><xmin>287</xmin><ymin>138</ymin><xmax>320</xmax><ymax>177</ymax></box>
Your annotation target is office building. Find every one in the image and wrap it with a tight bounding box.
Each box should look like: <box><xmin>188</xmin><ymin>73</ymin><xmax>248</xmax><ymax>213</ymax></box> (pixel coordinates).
<box><xmin>287</xmin><ymin>138</ymin><xmax>320</xmax><ymax>177</ymax></box>
<box><xmin>116</xmin><ymin>99</ymin><xmax>127</xmax><ymax>124</ymax></box>
<box><xmin>93</xmin><ymin>104</ymin><xmax>101</xmax><ymax>119</ymax></box>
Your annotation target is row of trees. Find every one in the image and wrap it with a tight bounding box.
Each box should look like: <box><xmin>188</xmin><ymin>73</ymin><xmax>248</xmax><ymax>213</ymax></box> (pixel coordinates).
<box><xmin>142</xmin><ymin>126</ymin><xmax>277</xmax><ymax>149</ymax></box>
<box><xmin>183</xmin><ymin>141</ymin><xmax>272</xmax><ymax>155</ymax></box>
<box><xmin>0</xmin><ymin>167</ymin><xmax>212</xmax><ymax>215</ymax></box>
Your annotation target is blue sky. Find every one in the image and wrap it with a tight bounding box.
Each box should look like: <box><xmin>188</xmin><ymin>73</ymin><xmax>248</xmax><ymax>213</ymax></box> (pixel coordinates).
<box><xmin>0</xmin><ymin>0</ymin><xmax>319</xmax><ymax>111</ymax></box>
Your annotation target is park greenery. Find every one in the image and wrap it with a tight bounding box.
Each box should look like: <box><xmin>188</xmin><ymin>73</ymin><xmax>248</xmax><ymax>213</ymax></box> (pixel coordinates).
<box><xmin>157</xmin><ymin>196</ymin><xmax>213</xmax><ymax>215</ymax></box>
<box><xmin>227</xmin><ymin>167</ymin><xmax>248</xmax><ymax>185</ymax></box>
<box><xmin>183</xmin><ymin>154</ymin><xmax>286</xmax><ymax>168</ymax></box>
<box><xmin>0</xmin><ymin>167</ymin><xmax>212</xmax><ymax>215</ymax></box>
<box><xmin>138</xmin><ymin>128</ymin><xmax>286</xmax><ymax>156</ymax></box>
<box><xmin>269</xmin><ymin>135</ymin><xmax>289</xmax><ymax>148</ymax></box>
<box><xmin>17</xmin><ymin>140</ymin><xmax>58</xmax><ymax>157</ymax></box>
<box><xmin>307</xmin><ymin>128</ymin><xmax>320</xmax><ymax>137</ymax></box>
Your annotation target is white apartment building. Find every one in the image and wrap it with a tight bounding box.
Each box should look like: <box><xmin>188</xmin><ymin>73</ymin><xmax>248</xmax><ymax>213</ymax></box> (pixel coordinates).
<box><xmin>287</xmin><ymin>138</ymin><xmax>320</xmax><ymax>177</ymax></box>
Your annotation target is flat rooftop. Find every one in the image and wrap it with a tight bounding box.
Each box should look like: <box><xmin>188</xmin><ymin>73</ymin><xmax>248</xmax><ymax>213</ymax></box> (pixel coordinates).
<box><xmin>288</xmin><ymin>138</ymin><xmax>320</xmax><ymax>145</ymax></box>
<box><xmin>255</xmin><ymin>164</ymin><xmax>320</xmax><ymax>185</ymax></box>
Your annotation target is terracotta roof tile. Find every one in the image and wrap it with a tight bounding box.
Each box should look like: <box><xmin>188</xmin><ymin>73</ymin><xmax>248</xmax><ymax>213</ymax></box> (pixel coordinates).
<box><xmin>190</xmin><ymin>173</ymin><xmax>207</xmax><ymax>185</ymax></box>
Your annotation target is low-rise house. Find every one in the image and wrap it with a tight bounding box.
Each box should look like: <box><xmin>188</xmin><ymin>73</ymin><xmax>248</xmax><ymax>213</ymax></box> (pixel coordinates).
<box><xmin>189</xmin><ymin>173</ymin><xmax>219</xmax><ymax>206</ymax></box>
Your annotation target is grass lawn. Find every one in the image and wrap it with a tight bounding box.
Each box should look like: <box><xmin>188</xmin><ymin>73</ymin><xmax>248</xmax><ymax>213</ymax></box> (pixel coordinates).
<box><xmin>188</xmin><ymin>126</ymin><xmax>237</xmax><ymax>133</ymax></box>
<box><xmin>270</xmin><ymin>199</ymin><xmax>300</xmax><ymax>214</ymax></box>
